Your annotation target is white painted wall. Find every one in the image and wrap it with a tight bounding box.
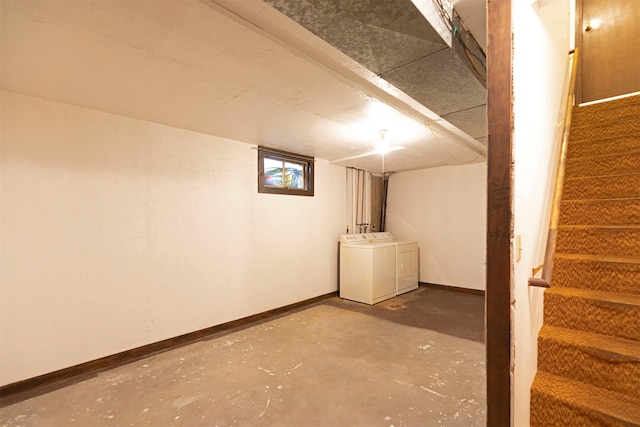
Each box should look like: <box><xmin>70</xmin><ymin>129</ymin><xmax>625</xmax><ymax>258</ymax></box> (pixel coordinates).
<box><xmin>511</xmin><ymin>1</ymin><xmax>571</xmax><ymax>425</ymax></box>
<box><xmin>385</xmin><ymin>162</ymin><xmax>487</xmax><ymax>290</ymax></box>
<box><xmin>0</xmin><ymin>91</ymin><xmax>346</xmax><ymax>386</ymax></box>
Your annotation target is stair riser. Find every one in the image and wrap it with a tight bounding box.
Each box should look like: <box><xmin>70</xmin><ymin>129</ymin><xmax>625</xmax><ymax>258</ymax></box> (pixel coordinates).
<box><xmin>537</xmin><ymin>337</ymin><xmax>640</xmax><ymax>396</ymax></box>
<box><xmin>563</xmin><ymin>174</ymin><xmax>640</xmax><ymax>200</ymax></box>
<box><xmin>531</xmin><ymin>389</ymin><xmax>636</xmax><ymax>427</ymax></box>
<box><xmin>568</xmin><ymin>134</ymin><xmax>640</xmax><ymax>159</ymax></box>
<box><xmin>566</xmin><ymin>152</ymin><xmax>640</xmax><ymax>177</ymax></box>
<box><xmin>551</xmin><ymin>258</ymin><xmax>640</xmax><ymax>295</ymax></box>
<box><xmin>544</xmin><ymin>292</ymin><xmax>640</xmax><ymax>341</ymax></box>
<box><xmin>559</xmin><ymin>199</ymin><xmax>640</xmax><ymax>226</ymax></box>
<box><xmin>571</xmin><ymin>102</ymin><xmax>640</xmax><ymax>129</ymax></box>
<box><xmin>556</xmin><ymin>228</ymin><xmax>640</xmax><ymax>258</ymax></box>
<box><xmin>567</xmin><ymin>133</ymin><xmax>640</xmax><ymax>159</ymax></box>
<box><xmin>570</xmin><ymin>120</ymin><xmax>640</xmax><ymax>142</ymax></box>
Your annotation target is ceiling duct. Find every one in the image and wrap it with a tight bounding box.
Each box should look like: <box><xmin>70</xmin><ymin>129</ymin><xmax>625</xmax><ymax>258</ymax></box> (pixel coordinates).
<box><xmin>263</xmin><ymin>0</ymin><xmax>488</xmax><ymax>147</ymax></box>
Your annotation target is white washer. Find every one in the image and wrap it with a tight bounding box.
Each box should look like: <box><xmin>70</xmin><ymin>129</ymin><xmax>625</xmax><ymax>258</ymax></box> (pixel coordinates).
<box><xmin>367</xmin><ymin>232</ymin><xmax>419</xmax><ymax>295</ymax></box>
<box><xmin>339</xmin><ymin>233</ymin><xmax>396</xmax><ymax>305</ymax></box>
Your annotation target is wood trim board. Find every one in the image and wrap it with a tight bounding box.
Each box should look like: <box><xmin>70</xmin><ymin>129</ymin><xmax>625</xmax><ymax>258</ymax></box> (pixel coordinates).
<box><xmin>486</xmin><ymin>0</ymin><xmax>513</xmax><ymax>425</ymax></box>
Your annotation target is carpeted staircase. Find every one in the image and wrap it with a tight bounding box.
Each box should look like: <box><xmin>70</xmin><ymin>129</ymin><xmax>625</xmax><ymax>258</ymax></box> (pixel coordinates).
<box><xmin>530</xmin><ymin>94</ymin><xmax>640</xmax><ymax>426</ymax></box>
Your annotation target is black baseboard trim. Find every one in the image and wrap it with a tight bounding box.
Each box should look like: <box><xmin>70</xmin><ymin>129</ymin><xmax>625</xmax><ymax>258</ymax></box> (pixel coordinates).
<box><xmin>0</xmin><ymin>291</ymin><xmax>338</xmax><ymax>407</ymax></box>
<box><xmin>420</xmin><ymin>282</ymin><xmax>485</xmax><ymax>296</ymax></box>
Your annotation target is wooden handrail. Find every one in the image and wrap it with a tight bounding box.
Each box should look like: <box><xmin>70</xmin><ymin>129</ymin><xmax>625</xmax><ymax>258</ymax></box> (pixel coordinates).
<box><xmin>529</xmin><ymin>49</ymin><xmax>579</xmax><ymax>288</ymax></box>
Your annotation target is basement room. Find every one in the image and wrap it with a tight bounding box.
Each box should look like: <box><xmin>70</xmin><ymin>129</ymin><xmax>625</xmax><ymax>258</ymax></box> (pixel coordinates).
<box><xmin>0</xmin><ymin>0</ymin><xmax>496</xmax><ymax>425</ymax></box>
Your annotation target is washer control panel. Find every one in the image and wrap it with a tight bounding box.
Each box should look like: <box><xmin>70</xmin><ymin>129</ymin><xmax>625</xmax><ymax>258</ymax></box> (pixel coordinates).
<box><xmin>340</xmin><ymin>233</ymin><xmax>369</xmax><ymax>244</ymax></box>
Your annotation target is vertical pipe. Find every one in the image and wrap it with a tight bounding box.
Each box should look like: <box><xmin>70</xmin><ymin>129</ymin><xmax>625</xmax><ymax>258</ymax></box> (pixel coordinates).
<box><xmin>360</xmin><ymin>170</ymin><xmax>364</xmax><ymax>233</ymax></box>
<box><xmin>380</xmin><ymin>175</ymin><xmax>389</xmax><ymax>232</ymax></box>
<box><xmin>355</xmin><ymin>169</ymin><xmax>362</xmax><ymax>232</ymax></box>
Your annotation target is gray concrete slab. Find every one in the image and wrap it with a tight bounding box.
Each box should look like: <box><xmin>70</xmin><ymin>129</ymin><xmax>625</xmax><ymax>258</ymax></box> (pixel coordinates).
<box><xmin>0</xmin><ymin>286</ymin><xmax>485</xmax><ymax>426</ymax></box>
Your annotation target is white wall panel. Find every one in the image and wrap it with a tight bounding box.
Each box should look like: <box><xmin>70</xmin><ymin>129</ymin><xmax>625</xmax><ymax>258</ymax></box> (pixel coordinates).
<box><xmin>386</xmin><ymin>163</ymin><xmax>486</xmax><ymax>291</ymax></box>
<box><xmin>0</xmin><ymin>92</ymin><xmax>346</xmax><ymax>385</ymax></box>
<box><xmin>512</xmin><ymin>1</ymin><xmax>571</xmax><ymax>425</ymax></box>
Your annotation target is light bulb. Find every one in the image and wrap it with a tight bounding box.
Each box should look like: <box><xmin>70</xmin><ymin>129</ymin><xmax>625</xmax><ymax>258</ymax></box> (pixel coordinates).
<box><xmin>376</xmin><ymin>141</ymin><xmax>392</xmax><ymax>154</ymax></box>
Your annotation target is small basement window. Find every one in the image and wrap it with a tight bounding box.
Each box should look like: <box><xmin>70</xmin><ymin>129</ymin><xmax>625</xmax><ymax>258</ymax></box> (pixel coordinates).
<box><xmin>258</xmin><ymin>146</ymin><xmax>314</xmax><ymax>196</ymax></box>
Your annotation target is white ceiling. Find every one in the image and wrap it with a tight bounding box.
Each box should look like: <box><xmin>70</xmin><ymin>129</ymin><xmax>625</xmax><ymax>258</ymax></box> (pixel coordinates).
<box><xmin>1</xmin><ymin>0</ymin><xmax>487</xmax><ymax>173</ymax></box>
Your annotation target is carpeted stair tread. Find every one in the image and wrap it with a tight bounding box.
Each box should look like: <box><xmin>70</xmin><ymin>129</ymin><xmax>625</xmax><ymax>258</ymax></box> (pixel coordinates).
<box><xmin>560</xmin><ymin>225</ymin><xmax>640</xmax><ymax>229</ymax></box>
<box><xmin>559</xmin><ymin>198</ymin><xmax>640</xmax><ymax>226</ymax></box>
<box><xmin>544</xmin><ymin>287</ymin><xmax>640</xmax><ymax>341</ymax></box>
<box><xmin>567</xmin><ymin>134</ymin><xmax>640</xmax><ymax>159</ymax></box>
<box><xmin>547</xmin><ymin>286</ymin><xmax>640</xmax><ymax>305</ymax></box>
<box><xmin>551</xmin><ymin>255</ymin><xmax>640</xmax><ymax>295</ymax></box>
<box><xmin>563</xmin><ymin>173</ymin><xmax>640</xmax><ymax>200</ymax></box>
<box><xmin>565</xmin><ymin>151</ymin><xmax>640</xmax><ymax>177</ymax></box>
<box><xmin>579</xmin><ymin>93</ymin><xmax>640</xmax><ymax>110</ymax></box>
<box><xmin>556</xmin><ymin>226</ymin><xmax>640</xmax><ymax>258</ymax></box>
<box><xmin>530</xmin><ymin>372</ymin><xmax>640</xmax><ymax>426</ymax></box>
<box><xmin>540</xmin><ymin>324</ymin><xmax>640</xmax><ymax>359</ymax></box>
<box><xmin>574</xmin><ymin>93</ymin><xmax>640</xmax><ymax>112</ymax></box>
<box><xmin>538</xmin><ymin>325</ymin><xmax>640</xmax><ymax>396</ymax></box>
<box><xmin>571</xmin><ymin>100</ymin><xmax>640</xmax><ymax>129</ymax></box>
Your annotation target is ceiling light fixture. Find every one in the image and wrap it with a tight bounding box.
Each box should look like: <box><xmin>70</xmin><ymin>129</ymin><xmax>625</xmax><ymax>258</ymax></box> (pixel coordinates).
<box><xmin>376</xmin><ymin>130</ymin><xmax>390</xmax><ymax>154</ymax></box>
<box><xmin>328</xmin><ymin>129</ymin><xmax>405</xmax><ymax>167</ymax></box>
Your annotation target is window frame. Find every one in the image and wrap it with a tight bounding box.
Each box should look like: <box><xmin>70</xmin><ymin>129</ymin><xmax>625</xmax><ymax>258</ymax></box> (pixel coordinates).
<box><xmin>257</xmin><ymin>146</ymin><xmax>314</xmax><ymax>196</ymax></box>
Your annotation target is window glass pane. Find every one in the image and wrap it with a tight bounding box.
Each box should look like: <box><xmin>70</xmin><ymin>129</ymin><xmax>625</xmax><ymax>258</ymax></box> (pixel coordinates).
<box><xmin>264</xmin><ymin>157</ymin><xmax>283</xmax><ymax>187</ymax></box>
<box><xmin>285</xmin><ymin>161</ymin><xmax>304</xmax><ymax>189</ymax></box>
<box><xmin>257</xmin><ymin>147</ymin><xmax>314</xmax><ymax>196</ymax></box>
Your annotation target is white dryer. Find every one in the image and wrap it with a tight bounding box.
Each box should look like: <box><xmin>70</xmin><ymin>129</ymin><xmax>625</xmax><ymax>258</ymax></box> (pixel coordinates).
<box><xmin>394</xmin><ymin>239</ymin><xmax>419</xmax><ymax>294</ymax></box>
<box><xmin>367</xmin><ymin>232</ymin><xmax>419</xmax><ymax>295</ymax></box>
<box><xmin>339</xmin><ymin>233</ymin><xmax>396</xmax><ymax>305</ymax></box>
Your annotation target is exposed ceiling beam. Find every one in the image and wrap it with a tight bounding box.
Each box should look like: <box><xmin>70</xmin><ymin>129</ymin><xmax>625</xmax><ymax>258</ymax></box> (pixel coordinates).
<box><xmin>202</xmin><ymin>0</ymin><xmax>487</xmax><ymax>158</ymax></box>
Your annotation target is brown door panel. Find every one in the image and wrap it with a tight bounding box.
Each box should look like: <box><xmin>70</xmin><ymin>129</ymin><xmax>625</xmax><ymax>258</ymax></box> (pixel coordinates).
<box><xmin>579</xmin><ymin>0</ymin><xmax>640</xmax><ymax>103</ymax></box>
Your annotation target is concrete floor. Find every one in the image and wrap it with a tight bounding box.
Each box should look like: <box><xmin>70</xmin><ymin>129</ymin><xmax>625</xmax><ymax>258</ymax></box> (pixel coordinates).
<box><xmin>0</xmin><ymin>286</ymin><xmax>486</xmax><ymax>426</ymax></box>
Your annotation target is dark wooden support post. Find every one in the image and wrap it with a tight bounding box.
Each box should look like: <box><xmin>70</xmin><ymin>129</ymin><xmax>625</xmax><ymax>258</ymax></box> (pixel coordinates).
<box><xmin>486</xmin><ymin>0</ymin><xmax>512</xmax><ymax>426</ymax></box>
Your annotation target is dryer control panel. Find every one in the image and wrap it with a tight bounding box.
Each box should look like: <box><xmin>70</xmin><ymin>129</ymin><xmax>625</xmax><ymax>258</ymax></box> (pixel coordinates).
<box><xmin>367</xmin><ymin>232</ymin><xmax>393</xmax><ymax>241</ymax></box>
<box><xmin>340</xmin><ymin>232</ymin><xmax>394</xmax><ymax>245</ymax></box>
